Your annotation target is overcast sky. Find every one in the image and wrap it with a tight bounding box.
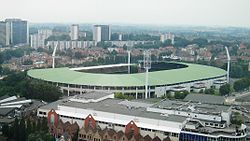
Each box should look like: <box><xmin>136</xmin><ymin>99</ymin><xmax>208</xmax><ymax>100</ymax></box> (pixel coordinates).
<box><xmin>0</xmin><ymin>0</ymin><xmax>250</xmax><ymax>27</ymax></box>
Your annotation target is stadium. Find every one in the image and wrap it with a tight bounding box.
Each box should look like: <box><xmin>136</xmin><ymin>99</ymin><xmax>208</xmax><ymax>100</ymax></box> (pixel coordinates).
<box><xmin>27</xmin><ymin>62</ymin><xmax>227</xmax><ymax>99</ymax></box>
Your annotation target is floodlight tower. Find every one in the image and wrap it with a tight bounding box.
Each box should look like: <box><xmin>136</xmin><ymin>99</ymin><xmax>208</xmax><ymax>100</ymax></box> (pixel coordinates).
<box><xmin>127</xmin><ymin>46</ymin><xmax>132</xmax><ymax>74</ymax></box>
<box><xmin>225</xmin><ymin>46</ymin><xmax>231</xmax><ymax>83</ymax></box>
<box><xmin>52</xmin><ymin>42</ymin><xmax>58</xmax><ymax>68</ymax></box>
<box><xmin>143</xmin><ymin>50</ymin><xmax>151</xmax><ymax>99</ymax></box>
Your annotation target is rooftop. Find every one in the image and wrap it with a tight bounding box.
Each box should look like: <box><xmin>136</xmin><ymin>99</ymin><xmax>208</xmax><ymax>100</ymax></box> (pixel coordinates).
<box><xmin>151</xmin><ymin>99</ymin><xmax>230</xmax><ymax>115</ymax></box>
<box><xmin>184</xmin><ymin>94</ymin><xmax>225</xmax><ymax>105</ymax></box>
<box><xmin>183</xmin><ymin>121</ymin><xmax>246</xmax><ymax>137</ymax></box>
<box><xmin>40</xmin><ymin>98</ymin><xmax>187</xmax><ymax>123</ymax></box>
<box><xmin>71</xmin><ymin>91</ymin><xmax>113</xmax><ymax>100</ymax></box>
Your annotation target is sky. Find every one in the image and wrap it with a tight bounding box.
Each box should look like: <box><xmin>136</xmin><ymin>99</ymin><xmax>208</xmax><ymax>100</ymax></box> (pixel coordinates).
<box><xmin>0</xmin><ymin>0</ymin><xmax>250</xmax><ymax>27</ymax></box>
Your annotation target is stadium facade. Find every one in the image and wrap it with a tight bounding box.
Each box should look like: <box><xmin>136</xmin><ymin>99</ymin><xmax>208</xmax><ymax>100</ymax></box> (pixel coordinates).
<box><xmin>28</xmin><ymin>62</ymin><xmax>227</xmax><ymax>99</ymax></box>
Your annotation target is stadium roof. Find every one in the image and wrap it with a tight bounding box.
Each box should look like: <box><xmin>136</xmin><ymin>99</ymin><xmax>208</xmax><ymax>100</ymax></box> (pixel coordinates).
<box><xmin>27</xmin><ymin>63</ymin><xmax>226</xmax><ymax>87</ymax></box>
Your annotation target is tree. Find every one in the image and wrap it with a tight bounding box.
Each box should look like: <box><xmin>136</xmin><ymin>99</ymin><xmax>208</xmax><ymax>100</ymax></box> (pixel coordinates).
<box><xmin>41</xmin><ymin>118</ymin><xmax>48</xmax><ymax>132</ymax></box>
<box><xmin>13</xmin><ymin>118</ymin><xmax>20</xmax><ymax>141</ymax></box>
<box><xmin>219</xmin><ymin>84</ymin><xmax>232</xmax><ymax>96</ymax></box>
<box><xmin>72</xmin><ymin>128</ymin><xmax>79</xmax><ymax>141</ymax></box>
<box><xmin>191</xmin><ymin>38</ymin><xmax>208</xmax><ymax>47</ymax></box>
<box><xmin>0</xmin><ymin>53</ymin><xmax>3</xmax><ymax>64</ymax></box>
<box><xmin>230</xmin><ymin>64</ymin><xmax>245</xmax><ymax>78</ymax></box>
<box><xmin>25</xmin><ymin>80</ymin><xmax>62</xmax><ymax>102</ymax></box>
<box><xmin>19</xmin><ymin>118</ymin><xmax>27</xmax><ymax>141</ymax></box>
<box><xmin>161</xmin><ymin>39</ymin><xmax>172</xmax><ymax>47</ymax></box>
<box><xmin>27</xmin><ymin>118</ymin><xmax>32</xmax><ymax>135</ymax></box>
<box><xmin>231</xmin><ymin>112</ymin><xmax>244</xmax><ymax>125</ymax></box>
<box><xmin>204</xmin><ymin>88</ymin><xmax>215</xmax><ymax>94</ymax></box>
<box><xmin>233</xmin><ymin>78</ymin><xmax>250</xmax><ymax>92</ymax></box>
<box><xmin>22</xmin><ymin>59</ymin><xmax>33</xmax><ymax>65</ymax></box>
<box><xmin>36</xmin><ymin>119</ymin><xmax>41</xmax><ymax>131</ymax></box>
<box><xmin>115</xmin><ymin>92</ymin><xmax>126</xmax><ymax>99</ymax></box>
<box><xmin>174</xmin><ymin>91</ymin><xmax>189</xmax><ymax>99</ymax></box>
<box><xmin>174</xmin><ymin>37</ymin><xmax>190</xmax><ymax>47</ymax></box>
<box><xmin>2</xmin><ymin>124</ymin><xmax>9</xmax><ymax>137</ymax></box>
<box><xmin>45</xmin><ymin>35</ymin><xmax>71</xmax><ymax>42</ymax></box>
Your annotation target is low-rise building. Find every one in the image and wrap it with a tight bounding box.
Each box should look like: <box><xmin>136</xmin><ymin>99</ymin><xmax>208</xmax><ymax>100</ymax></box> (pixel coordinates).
<box><xmin>37</xmin><ymin>91</ymin><xmax>247</xmax><ymax>141</ymax></box>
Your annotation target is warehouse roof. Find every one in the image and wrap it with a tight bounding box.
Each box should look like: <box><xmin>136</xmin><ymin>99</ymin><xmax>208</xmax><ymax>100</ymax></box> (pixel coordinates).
<box><xmin>184</xmin><ymin>94</ymin><xmax>225</xmax><ymax>105</ymax></box>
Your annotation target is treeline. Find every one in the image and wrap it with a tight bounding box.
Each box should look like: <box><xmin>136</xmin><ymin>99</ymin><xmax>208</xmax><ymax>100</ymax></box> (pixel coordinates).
<box><xmin>111</xmin><ymin>33</ymin><xmax>159</xmax><ymax>41</ymax></box>
<box><xmin>234</xmin><ymin>78</ymin><xmax>250</xmax><ymax>92</ymax></box>
<box><xmin>0</xmin><ymin>72</ymin><xmax>62</xmax><ymax>102</ymax></box>
<box><xmin>2</xmin><ymin>118</ymin><xmax>53</xmax><ymax>141</ymax></box>
<box><xmin>161</xmin><ymin>91</ymin><xmax>190</xmax><ymax>99</ymax></box>
<box><xmin>220</xmin><ymin>60</ymin><xmax>250</xmax><ymax>79</ymax></box>
<box><xmin>0</xmin><ymin>47</ymin><xmax>34</xmax><ymax>63</ymax></box>
<box><xmin>45</xmin><ymin>34</ymin><xmax>71</xmax><ymax>42</ymax></box>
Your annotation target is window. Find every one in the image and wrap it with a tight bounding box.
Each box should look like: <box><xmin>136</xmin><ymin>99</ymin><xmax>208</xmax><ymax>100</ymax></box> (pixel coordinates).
<box><xmin>50</xmin><ymin>114</ymin><xmax>55</xmax><ymax>124</ymax></box>
<box><xmin>39</xmin><ymin>111</ymin><xmax>46</xmax><ymax>115</ymax></box>
<box><xmin>130</xmin><ymin>128</ymin><xmax>135</xmax><ymax>136</ymax></box>
<box><xmin>171</xmin><ymin>133</ymin><xmax>179</xmax><ymax>137</ymax></box>
<box><xmin>164</xmin><ymin>132</ymin><xmax>170</xmax><ymax>136</ymax></box>
<box><xmin>88</xmin><ymin>121</ymin><xmax>93</xmax><ymax>128</ymax></box>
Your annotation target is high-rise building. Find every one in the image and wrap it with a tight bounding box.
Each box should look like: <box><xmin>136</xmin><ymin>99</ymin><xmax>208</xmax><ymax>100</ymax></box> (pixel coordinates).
<box><xmin>93</xmin><ymin>26</ymin><xmax>102</xmax><ymax>42</ymax></box>
<box><xmin>160</xmin><ymin>32</ymin><xmax>175</xmax><ymax>45</ymax></box>
<box><xmin>0</xmin><ymin>21</ymin><xmax>10</xmax><ymax>47</ymax></box>
<box><xmin>70</xmin><ymin>24</ymin><xmax>79</xmax><ymax>40</ymax></box>
<box><xmin>5</xmin><ymin>19</ymin><xmax>29</xmax><ymax>46</ymax></box>
<box><xmin>30</xmin><ymin>29</ymin><xmax>53</xmax><ymax>49</ymax></box>
<box><xmin>93</xmin><ymin>25</ymin><xmax>110</xmax><ymax>42</ymax></box>
<box><xmin>118</xmin><ymin>34</ymin><xmax>123</xmax><ymax>41</ymax></box>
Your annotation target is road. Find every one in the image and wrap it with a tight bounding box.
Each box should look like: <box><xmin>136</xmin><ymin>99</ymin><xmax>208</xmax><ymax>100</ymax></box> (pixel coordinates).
<box><xmin>225</xmin><ymin>91</ymin><xmax>250</xmax><ymax>105</ymax></box>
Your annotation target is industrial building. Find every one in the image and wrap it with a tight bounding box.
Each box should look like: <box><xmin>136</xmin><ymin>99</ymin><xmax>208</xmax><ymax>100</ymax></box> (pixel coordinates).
<box><xmin>37</xmin><ymin>92</ymin><xmax>247</xmax><ymax>141</ymax></box>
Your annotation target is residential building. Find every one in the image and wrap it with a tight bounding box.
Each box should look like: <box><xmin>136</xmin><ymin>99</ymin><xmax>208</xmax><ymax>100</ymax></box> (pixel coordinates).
<box><xmin>46</xmin><ymin>41</ymin><xmax>94</xmax><ymax>50</ymax></box>
<box><xmin>30</xmin><ymin>29</ymin><xmax>53</xmax><ymax>49</ymax></box>
<box><xmin>70</xmin><ymin>24</ymin><xmax>79</xmax><ymax>40</ymax></box>
<box><xmin>106</xmin><ymin>41</ymin><xmax>155</xmax><ymax>47</ymax></box>
<box><xmin>93</xmin><ymin>25</ymin><xmax>110</xmax><ymax>42</ymax></box>
<box><xmin>160</xmin><ymin>32</ymin><xmax>175</xmax><ymax>45</ymax></box>
<box><xmin>5</xmin><ymin>19</ymin><xmax>29</xmax><ymax>46</ymax></box>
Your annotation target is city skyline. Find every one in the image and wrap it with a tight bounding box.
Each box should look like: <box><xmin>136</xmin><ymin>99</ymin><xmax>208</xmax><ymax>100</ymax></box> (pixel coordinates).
<box><xmin>0</xmin><ymin>0</ymin><xmax>250</xmax><ymax>27</ymax></box>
